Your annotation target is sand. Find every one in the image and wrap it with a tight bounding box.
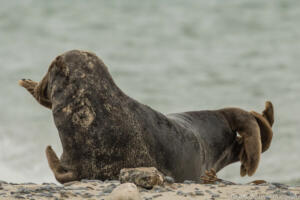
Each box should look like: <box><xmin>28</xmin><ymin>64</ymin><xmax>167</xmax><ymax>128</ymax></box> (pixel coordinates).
<box><xmin>0</xmin><ymin>179</ymin><xmax>299</xmax><ymax>200</ymax></box>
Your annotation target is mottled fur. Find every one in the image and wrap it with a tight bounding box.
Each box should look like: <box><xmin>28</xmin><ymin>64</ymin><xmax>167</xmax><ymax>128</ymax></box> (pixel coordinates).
<box><xmin>19</xmin><ymin>50</ymin><xmax>274</xmax><ymax>183</ymax></box>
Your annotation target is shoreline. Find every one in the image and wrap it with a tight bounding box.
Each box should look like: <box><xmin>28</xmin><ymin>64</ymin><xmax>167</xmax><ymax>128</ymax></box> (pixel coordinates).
<box><xmin>1</xmin><ymin>179</ymin><xmax>299</xmax><ymax>200</ymax></box>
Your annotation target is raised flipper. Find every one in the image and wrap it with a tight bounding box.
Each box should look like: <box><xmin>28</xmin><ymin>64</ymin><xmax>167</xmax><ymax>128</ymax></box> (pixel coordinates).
<box><xmin>251</xmin><ymin>101</ymin><xmax>274</xmax><ymax>152</ymax></box>
<box><xmin>19</xmin><ymin>78</ymin><xmax>52</xmax><ymax>109</ymax></box>
<box><xmin>18</xmin><ymin>79</ymin><xmax>38</xmax><ymax>97</ymax></box>
<box><xmin>45</xmin><ymin>146</ymin><xmax>77</xmax><ymax>184</ymax></box>
<box><xmin>220</xmin><ymin>107</ymin><xmax>262</xmax><ymax>177</ymax></box>
<box><xmin>223</xmin><ymin>101</ymin><xmax>274</xmax><ymax>177</ymax></box>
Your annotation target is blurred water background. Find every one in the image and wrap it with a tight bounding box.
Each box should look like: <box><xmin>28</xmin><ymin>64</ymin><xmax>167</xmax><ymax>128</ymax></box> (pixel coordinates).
<box><xmin>0</xmin><ymin>0</ymin><xmax>300</xmax><ymax>185</ymax></box>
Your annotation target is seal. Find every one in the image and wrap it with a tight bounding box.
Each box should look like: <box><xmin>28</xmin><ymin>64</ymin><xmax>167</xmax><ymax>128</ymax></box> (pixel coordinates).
<box><xmin>19</xmin><ymin>50</ymin><xmax>274</xmax><ymax>183</ymax></box>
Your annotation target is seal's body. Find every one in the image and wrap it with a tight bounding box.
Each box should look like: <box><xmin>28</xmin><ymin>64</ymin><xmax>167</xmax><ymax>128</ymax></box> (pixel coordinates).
<box><xmin>19</xmin><ymin>50</ymin><xmax>274</xmax><ymax>183</ymax></box>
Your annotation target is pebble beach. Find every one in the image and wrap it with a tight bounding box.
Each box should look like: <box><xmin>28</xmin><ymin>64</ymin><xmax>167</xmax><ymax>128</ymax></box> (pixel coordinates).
<box><xmin>1</xmin><ymin>179</ymin><xmax>299</xmax><ymax>200</ymax></box>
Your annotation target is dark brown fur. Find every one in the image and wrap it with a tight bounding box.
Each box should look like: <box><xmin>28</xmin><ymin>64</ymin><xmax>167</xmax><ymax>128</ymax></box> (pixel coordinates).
<box><xmin>19</xmin><ymin>50</ymin><xmax>274</xmax><ymax>183</ymax></box>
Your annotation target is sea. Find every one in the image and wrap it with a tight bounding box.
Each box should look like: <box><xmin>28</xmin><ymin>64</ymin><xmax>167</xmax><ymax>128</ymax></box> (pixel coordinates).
<box><xmin>0</xmin><ymin>0</ymin><xmax>299</xmax><ymax>185</ymax></box>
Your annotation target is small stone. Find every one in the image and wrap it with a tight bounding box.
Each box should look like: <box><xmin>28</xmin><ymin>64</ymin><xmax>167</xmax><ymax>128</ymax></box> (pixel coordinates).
<box><xmin>267</xmin><ymin>185</ymin><xmax>277</xmax><ymax>191</ymax></box>
<box><xmin>265</xmin><ymin>196</ymin><xmax>271</xmax><ymax>200</ymax></box>
<box><xmin>210</xmin><ymin>186</ymin><xmax>216</xmax><ymax>189</ymax></box>
<box><xmin>103</xmin><ymin>188</ymin><xmax>114</xmax><ymax>194</ymax></box>
<box><xmin>195</xmin><ymin>191</ymin><xmax>204</xmax><ymax>196</ymax></box>
<box><xmin>39</xmin><ymin>193</ymin><xmax>54</xmax><ymax>198</ymax></box>
<box><xmin>176</xmin><ymin>191</ymin><xmax>184</xmax><ymax>196</ymax></box>
<box><xmin>82</xmin><ymin>193</ymin><xmax>94</xmax><ymax>198</ymax></box>
<box><xmin>107</xmin><ymin>180</ymin><xmax>120</xmax><ymax>184</ymax></box>
<box><xmin>14</xmin><ymin>195</ymin><xmax>25</xmax><ymax>199</ymax></box>
<box><xmin>152</xmin><ymin>194</ymin><xmax>162</xmax><ymax>198</ymax></box>
<box><xmin>64</xmin><ymin>181</ymin><xmax>80</xmax><ymax>186</ymax></box>
<box><xmin>0</xmin><ymin>181</ymin><xmax>7</xmax><ymax>184</ymax></box>
<box><xmin>205</xmin><ymin>190</ymin><xmax>212</xmax><ymax>194</ymax></box>
<box><xmin>164</xmin><ymin>176</ymin><xmax>175</xmax><ymax>184</ymax></box>
<box><xmin>108</xmin><ymin>183</ymin><xmax>141</xmax><ymax>200</ymax></box>
<box><xmin>119</xmin><ymin>167</ymin><xmax>164</xmax><ymax>189</ymax></box>
<box><xmin>271</xmin><ymin>182</ymin><xmax>289</xmax><ymax>190</ymax></box>
<box><xmin>22</xmin><ymin>182</ymin><xmax>36</xmax><ymax>185</ymax></box>
<box><xmin>82</xmin><ymin>179</ymin><xmax>104</xmax><ymax>184</ymax></box>
<box><xmin>183</xmin><ymin>180</ymin><xmax>195</xmax><ymax>184</ymax></box>
<box><xmin>212</xmin><ymin>194</ymin><xmax>220</xmax><ymax>198</ymax></box>
<box><xmin>16</xmin><ymin>188</ymin><xmax>31</xmax><ymax>194</ymax></box>
<box><xmin>152</xmin><ymin>185</ymin><xmax>166</xmax><ymax>193</ymax></box>
<box><xmin>285</xmin><ymin>191</ymin><xmax>295</xmax><ymax>197</ymax></box>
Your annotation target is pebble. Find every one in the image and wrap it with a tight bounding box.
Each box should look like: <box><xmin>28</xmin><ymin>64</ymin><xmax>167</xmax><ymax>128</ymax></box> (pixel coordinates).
<box><xmin>16</xmin><ymin>188</ymin><xmax>31</xmax><ymax>194</ymax></box>
<box><xmin>82</xmin><ymin>179</ymin><xmax>104</xmax><ymax>184</ymax></box>
<box><xmin>152</xmin><ymin>194</ymin><xmax>162</xmax><ymax>198</ymax></box>
<box><xmin>103</xmin><ymin>186</ymin><xmax>115</xmax><ymax>193</ymax></box>
<box><xmin>210</xmin><ymin>186</ymin><xmax>216</xmax><ymax>189</ymax></box>
<box><xmin>164</xmin><ymin>176</ymin><xmax>175</xmax><ymax>184</ymax></box>
<box><xmin>108</xmin><ymin>183</ymin><xmax>141</xmax><ymax>200</ymax></box>
<box><xmin>211</xmin><ymin>194</ymin><xmax>220</xmax><ymax>198</ymax></box>
<box><xmin>38</xmin><ymin>193</ymin><xmax>54</xmax><ymax>198</ymax></box>
<box><xmin>82</xmin><ymin>193</ymin><xmax>94</xmax><ymax>198</ymax></box>
<box><xmin>265</xmin><ymin>196</ymin><xmax>271</xmax><ymax>200</ymax></box>
<box><xmin>152</xmin><ymin>185</ymin><xmax>165</xmax><ymax>193</ymax></box>
<box><xmin>64</xmin><ymin>181</ymin><xmax>80</xmax><ymax>186</ymax></box>
<box><xmin>271</xmin><ymin>182</ymin><xmax>289</xmax><ymax>190</ymax></box>
<box><xmin>285</xmin><ymin>191</ymin><xmax>295</xmax><ymax>197</ymax></box>
<box><xmin>65</xmin><ymin>186</ymin><xmax>88</xmax><ymax>191</ymax></box>
<box><xmin>14</xmin><ymin>195</ymin><xmax>25</xmax><ymax>199</ymax></box>
<box><xmin>22</xmin><ymin>182</ymin><xmax>36</xmax><ymax>185</ymax></box>
<box><xmin>183</xmin><ymin>180</ymin><xmax>195</xmax><ymax>184</ymax></box>
<box><xmin>205</xmin><ymin>189</ymin><xmax>212</xmax><ymax>194</ymax></box>
<box><xmin>266</xmin><ymin>185</ymin><xmax>277</xmax><ymax>191</ymax></box>
<box><xmin>195</xmin><ymin>191</ymin><xmax>204</xmax><ymax>196</ymax></box>
<box><xmin>0</xmin><ymin>181</ymin><xmax>8</xmax><ymax>184</ymax></box>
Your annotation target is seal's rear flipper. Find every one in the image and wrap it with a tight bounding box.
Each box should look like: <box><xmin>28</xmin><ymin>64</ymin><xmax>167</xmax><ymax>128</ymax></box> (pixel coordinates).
<box><xmin>251</xmin><ymin>101</ymin><xmax>274</xmax><ymax>152</ymax></box>
<box><xmin>220</xmin><ymin>108</ymin><xmax>262</xmax><ymax>177</ymax></box>
<box><xmin>45</xmin><ymin>146</ymin><xmax>77</xmax><ymax>184</ymax></box>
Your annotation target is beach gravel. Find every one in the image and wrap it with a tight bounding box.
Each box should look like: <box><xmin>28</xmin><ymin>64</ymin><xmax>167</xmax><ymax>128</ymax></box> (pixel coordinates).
<box><xmin>0</xmin><ymin>180</ymin><xmax>299</xmax><ymax>199</ymax></box>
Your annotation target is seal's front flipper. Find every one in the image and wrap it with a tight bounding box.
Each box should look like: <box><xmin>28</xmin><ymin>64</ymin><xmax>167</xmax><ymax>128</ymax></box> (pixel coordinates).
<box><xmin>200</xmin><ymin>169</ymin><xmax>219</xmax><ymax>184</ymax></box>
<box><xmin>45</xmin><ymin>146</ymin><xmax>77</xmax><ymax>184</ymax></box>
<box><xmin>19</xmin><ymin>78</ymin><xmax>52</xmax><ymax>109</ymax></box>
<box><xmin>18</xmin><ymin>79</ymin><xmax>38</xmax><ymax>97</ymax></box>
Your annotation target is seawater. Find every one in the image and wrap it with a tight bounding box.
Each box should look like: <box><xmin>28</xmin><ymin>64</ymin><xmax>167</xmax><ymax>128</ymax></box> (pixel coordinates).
<box><xmin>0</xmin><ymin>0</ymin><xmax>300</xmax><ymax>185</ymax></box>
